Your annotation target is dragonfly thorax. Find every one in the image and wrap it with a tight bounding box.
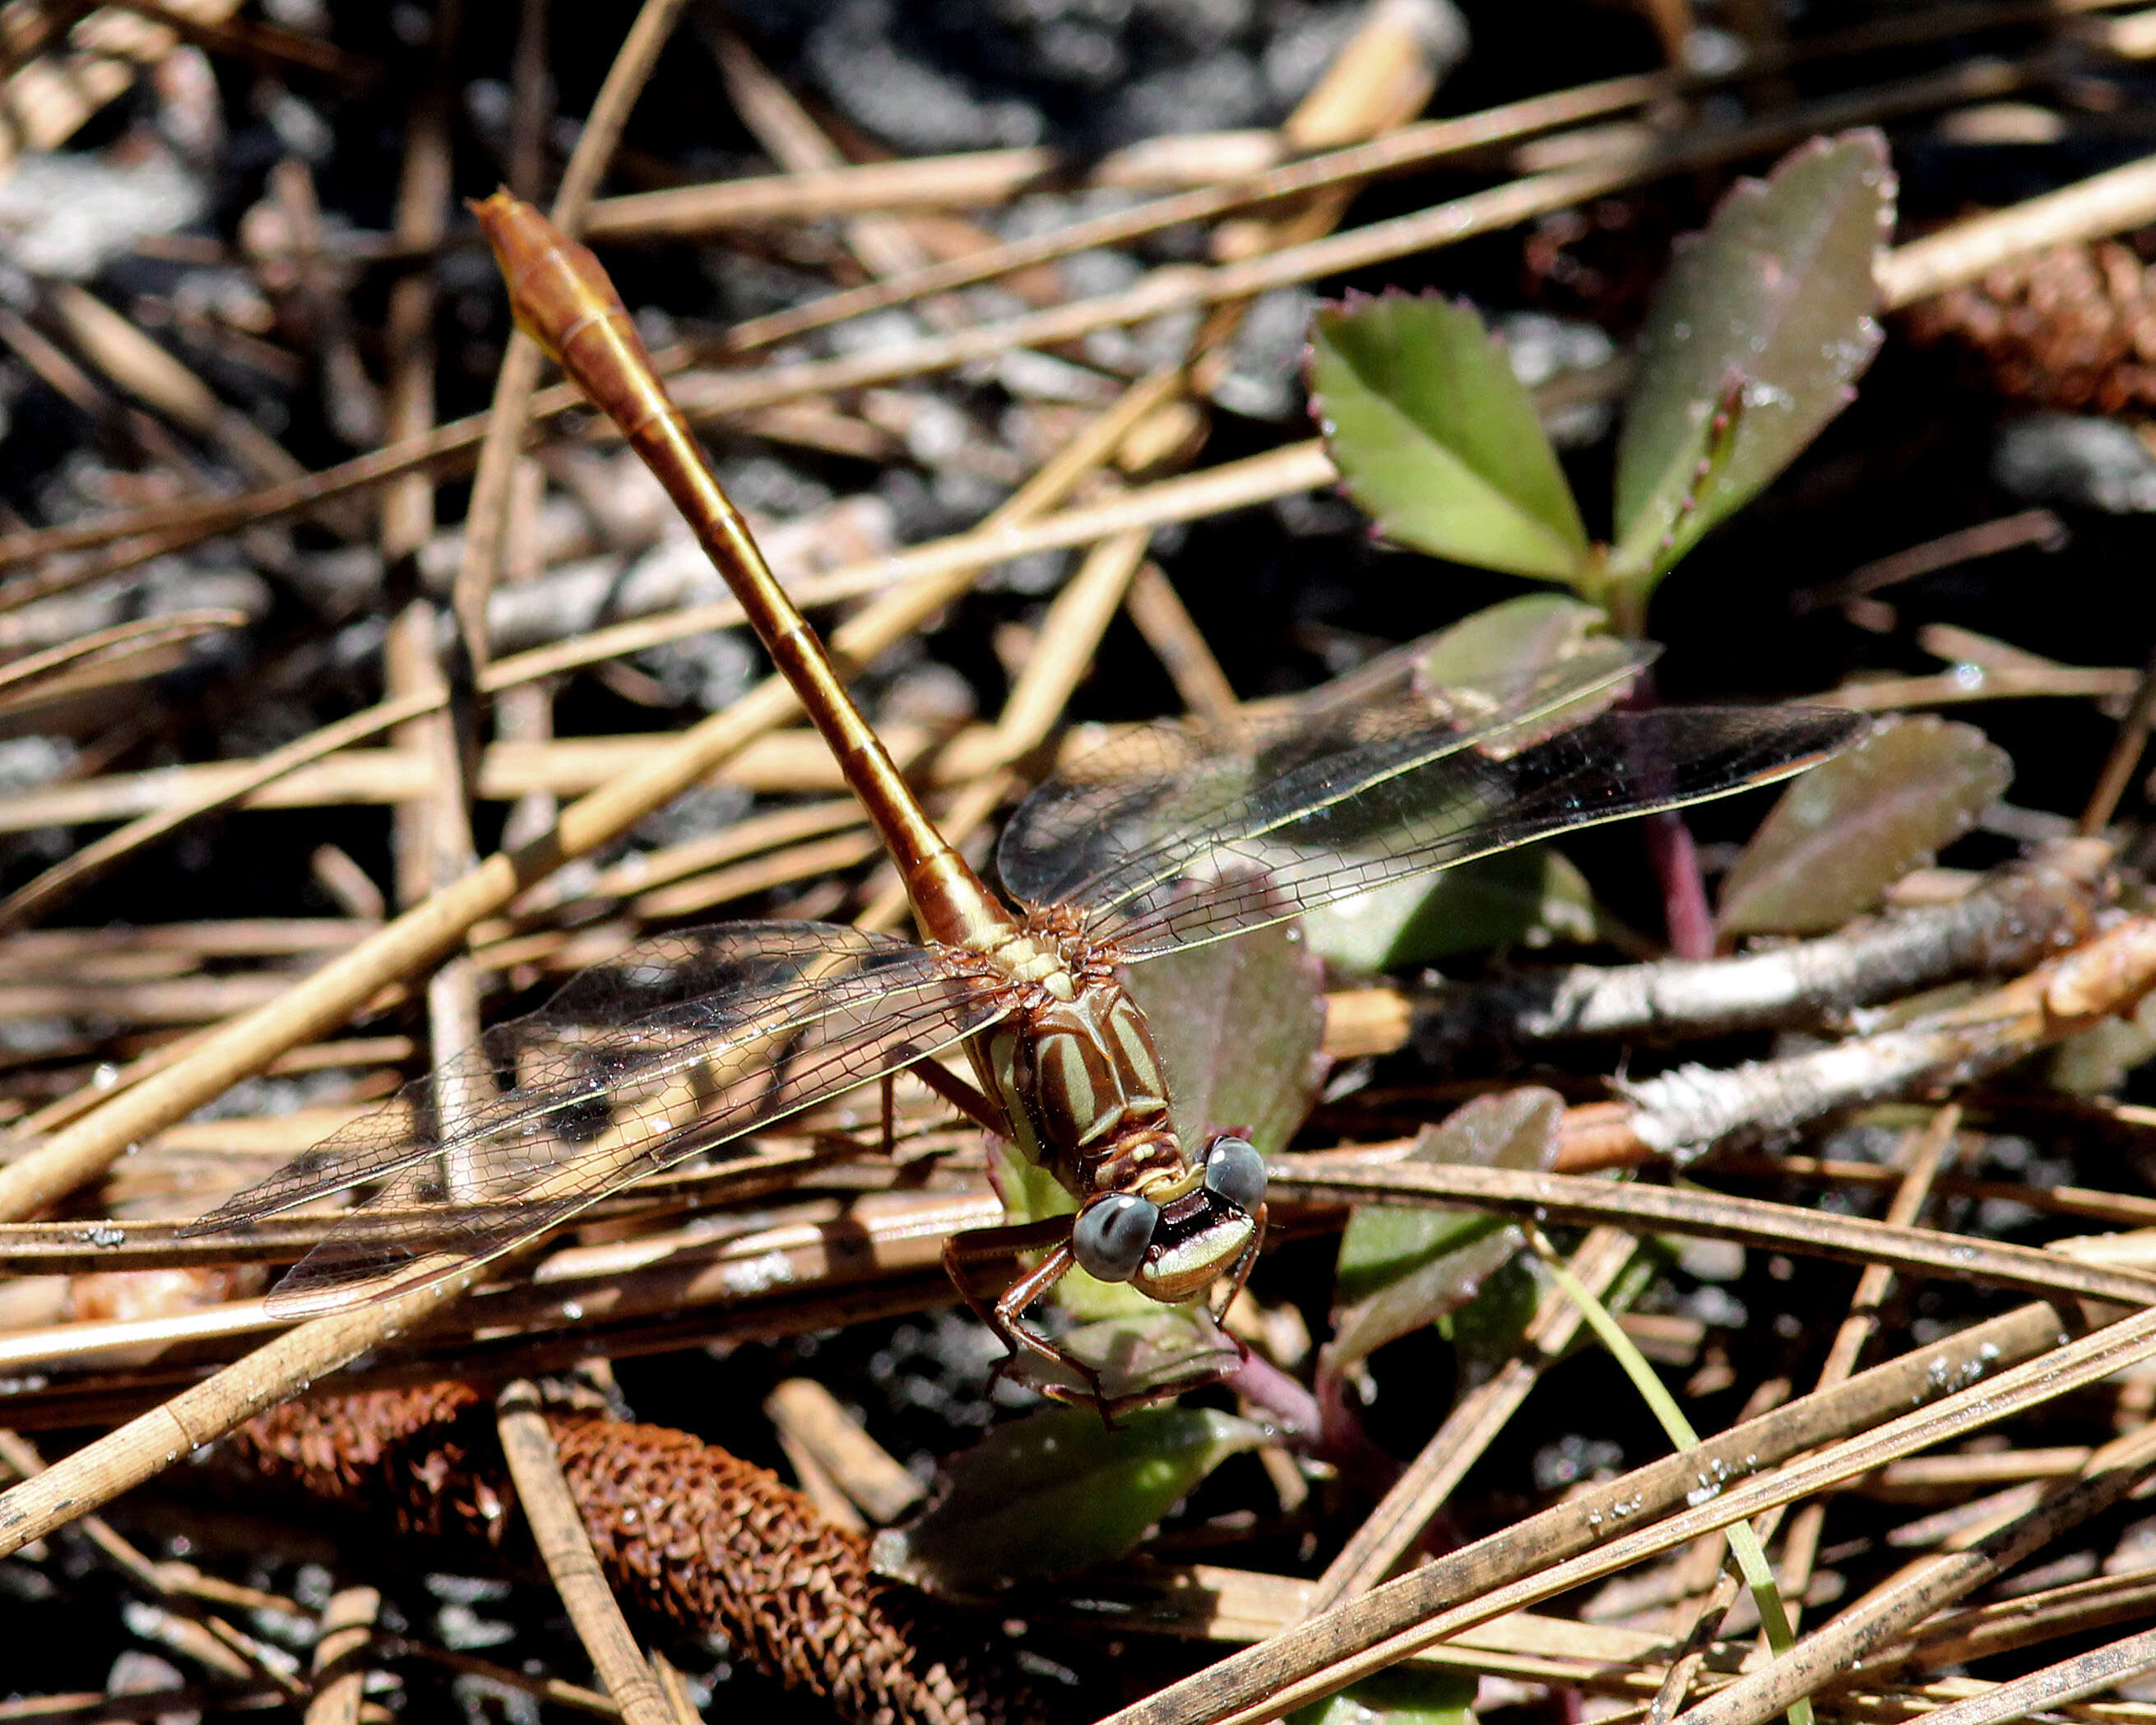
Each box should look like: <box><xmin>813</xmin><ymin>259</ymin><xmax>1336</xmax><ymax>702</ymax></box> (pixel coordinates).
<box><xmin>969</xmin><ymin>918</ymin><xmax>1078</xmax><ymax>998</ymax></box>
<box><xmin>971</xmin><ymin>917</ymin><xmax>1267</xmax><ymax>1310</ymax></box>
<box><xmin>970</xmin><ymin>943</ymin><xmax>1185</xmax><ymax>1204</ymax></box>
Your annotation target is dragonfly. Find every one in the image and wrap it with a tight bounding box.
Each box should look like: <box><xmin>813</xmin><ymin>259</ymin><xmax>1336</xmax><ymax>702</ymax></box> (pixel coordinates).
<box><xmin>187</xmin><ymin>193</ymin><xmax>1866</xmax><ymax>1412</ymax></box>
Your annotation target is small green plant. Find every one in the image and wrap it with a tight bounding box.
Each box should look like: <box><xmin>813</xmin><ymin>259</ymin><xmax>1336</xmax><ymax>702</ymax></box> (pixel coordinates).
<box><xmin>1524</xmin><ymin>1222</ymin><xmax>1813</xmax><ymax>1725</ymax></box>
<box><xmin>1309</xmin><ymin>130</ymin><xmax>1894</xmax><ymax>638</ymax></box>
<box><xmin>873</xmin><ymin>1403</ymin><xmax>1271</xmax><ymax>1591</ymax></box>
<box><xmin>1305</xmin><ymin>129</ymin><xmax>1900</xmax><ymax>966</ymax></box>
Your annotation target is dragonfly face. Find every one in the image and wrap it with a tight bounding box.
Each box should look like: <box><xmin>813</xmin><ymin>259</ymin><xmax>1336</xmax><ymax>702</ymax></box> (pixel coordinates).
<box><xmin>1073</xmin><ymin>1134</ymin><xmax>1268</xmax><ymax>1301</ymax></box>
<box><xmin>947</xmin><ymin>931</ymin><xmax>1272</xmax><ymax>1401</ymax></box>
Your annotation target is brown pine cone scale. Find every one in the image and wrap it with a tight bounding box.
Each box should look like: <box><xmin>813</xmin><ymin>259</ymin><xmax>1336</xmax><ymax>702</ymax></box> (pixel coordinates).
<box><xmin>1902</xmin><ymin>234</ymin><xmax>2156</xmax><ymax>413</ymax></box>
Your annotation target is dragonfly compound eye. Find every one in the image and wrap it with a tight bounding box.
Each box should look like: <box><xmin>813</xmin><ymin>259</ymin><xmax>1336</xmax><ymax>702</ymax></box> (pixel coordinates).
<box><xmin>1073</xmin><ymin>1192</ymin><xmax>1159</xmax><ymax>1282</ymax></box>
<box><xmin>1203</xmin><ymin>1136</ymin><xmax>1266</xmax><ymax>1213</ymax></box>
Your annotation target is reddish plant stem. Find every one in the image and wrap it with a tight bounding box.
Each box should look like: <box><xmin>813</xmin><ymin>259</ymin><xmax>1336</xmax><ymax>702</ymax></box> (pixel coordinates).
<box><xmin>1646</xmin><ymin>808</ymin><xmax>1717</xmax><ymax>961</ymax></box>
<box><xmin>1618</xmin><ymin>666</ymin><xmax>1718</xmax><ymax>960</ymax></box>
<box><xmin>1226</xmin><ymin>1352</ymin><xmax>1322</xmax><ymax>1440</ymax></box>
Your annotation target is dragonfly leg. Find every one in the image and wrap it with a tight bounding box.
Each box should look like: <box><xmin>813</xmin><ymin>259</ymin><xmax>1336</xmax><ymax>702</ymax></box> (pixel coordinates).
<box><xmin>1069</xmin><ymin>1207</ymin><xmax>1270</xmax><ymax>1424</ymax></box>
<box><xmin>943</xmin><ymin>1220</ymin><xmax>1108</xmax><ymax>1407</ymax></box>
<box><xmin>907</xmin><ymin>1055</ymin><xmax>1009</xmax><ymax>1138</ymax></box>
<box><xmin>944</xmin><ymin>1210</ymin><xmax>1268</xmax><ymax>1421</ymax></box>
<box><xmin>1207</xmin><ymin>1201</ymin><xmax>1267</xmax><ymax>1330</ymax></box>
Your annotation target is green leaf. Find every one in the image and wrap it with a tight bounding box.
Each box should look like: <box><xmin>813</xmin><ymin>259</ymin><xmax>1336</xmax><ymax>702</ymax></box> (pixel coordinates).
<box><xmin>1327</xmin><ymin>1089</ymin><xmax>1560</xmax><ymax>1370</ymax></box>
<box><xmin>1444</xmin><ymin>1249</ymin><xmax>1547</xmax><ymax>1376</ymax></box>
<box><xmin>1289</xmin><ymin>1667</ymin><xmax>1479</xmax><ymax>1725</ymax></box>
<box><xmin>996</xmin><ymin>1305</ymin><xmax>1245</xmax><ymax>1407</ymax></box>
<box><xmin>1611</xmin><ymin>131</ymin><xmax>1894</xmax><ymax>586</ymax></box>
<box><xmin>1717</xmin><ymin>714</ymin><xmax>2011</xmax><ymax>937</ymax></box>
<box><xmin>1305</xmin><ymin>843</ymin><xmax>1599</xmax><ymax>970</ymax></box>
<box><xmin>1334</xmin><ymin>1093</ymin><xmax>1559</xmax><ymax>1303</ymax></box>
<box><xmin>870</xmin><ymin>1405</ymin><xmax>1267</xmax><ymax>1592</ymax></box>
<box><xmin>1334</xmin><ymin>1222</ymin><xmax>1518</xmax><ymax>1367</ymax></box>
<box><xmin>1311</xmin><ymin>294</ymin><xmax>1591</xmax><ymax>582</ymax></box>
<box><xmin>1410</xmin><ymin>593</ymin><xmax>1644</xmax><ymax>746</ymax></box>
<box><xmin>1307</xmin><ymin>598</ymin><xmax>1630</xmax><ymax>968</ymax></box>
<box><xmin>1524</xmin><ymin>1223</ymin><xmax>1811</xmax><ymax>1725</ymax></box>
<box><xmin>1410</xmin><ymin>593</ymin><xmax>1613</xmax><ymax>690</ymax></box>
<box><xmin>989</xmin><ymin>1133</ymin><xmax>1073</xmax><ymax>1227</ymax></box>
<box><xmin>1125</xmin><ymin>914</ymin><xmax>1327</xmax><ymax>1164</ymax></box>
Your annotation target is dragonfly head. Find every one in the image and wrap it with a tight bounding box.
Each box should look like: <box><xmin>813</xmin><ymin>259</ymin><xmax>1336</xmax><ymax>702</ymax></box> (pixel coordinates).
<box><xmin>1071</xmin><ymin>1135</ymin><xmax>1268</xmax><ymax>1303</ymax></box>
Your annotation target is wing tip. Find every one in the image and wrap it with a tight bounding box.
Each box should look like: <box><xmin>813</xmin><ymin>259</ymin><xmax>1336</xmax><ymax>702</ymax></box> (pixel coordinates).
<box><xmin>180</xmin><ymin>1176</ymin><xmax>326</xmax><ymax>1239</ymax></box>
<box><xmin>1784</xmin><ymin>704</ymin><xmax>1872</xmax><ymax>764</ymax></box>
<box><xmin>263</xmin><ymin>1250</ymin><xmax>468</xmax><ymax>1323</ymax></box>
<box><xmin>179</xmin><ymin>1196</ymin><xmax>263</xmax><ymax>1239</ymax></box>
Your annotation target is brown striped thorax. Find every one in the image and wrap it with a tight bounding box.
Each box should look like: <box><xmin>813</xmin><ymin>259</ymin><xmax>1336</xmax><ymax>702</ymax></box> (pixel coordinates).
<box><xmin>964</xmin><ymin>906</ymin><xmax>1265</xmax><ymax>1308</ymax></box>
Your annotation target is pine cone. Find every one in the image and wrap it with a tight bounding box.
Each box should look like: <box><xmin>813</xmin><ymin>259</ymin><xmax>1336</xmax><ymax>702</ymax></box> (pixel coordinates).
<box><xmin>222</xmin><ymin>1384</ymin><xmax>1050</xmax><ymax>1725</ymax></box>
<box><xmin>1901</xmin><ymin>235</ymin><xmax>2156</xmax><ymax>412</ymax></box>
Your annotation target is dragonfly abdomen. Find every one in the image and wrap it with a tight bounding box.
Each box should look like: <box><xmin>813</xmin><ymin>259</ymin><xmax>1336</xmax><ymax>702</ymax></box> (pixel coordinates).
<box><xmin>469</xmin><ymin>190</ymin><xmax>1022</xmax><ymax>958</ymax></box>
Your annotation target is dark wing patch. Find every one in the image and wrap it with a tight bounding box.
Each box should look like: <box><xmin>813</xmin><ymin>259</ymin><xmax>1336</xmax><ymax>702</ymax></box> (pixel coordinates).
<box><xmin>999</xmin><ymin>640</ymin><xmax>1657</xmax><ymax>918</ymax></box>
<box><xmin>184</xmin><ymin>922</ymin><xmax>1008</xmax><ymax>1316</ymax></box>
<box><xmin>1018</xmin><ymin>703</ymin><xmax>1864</xmax><ymax>961</ymax></box>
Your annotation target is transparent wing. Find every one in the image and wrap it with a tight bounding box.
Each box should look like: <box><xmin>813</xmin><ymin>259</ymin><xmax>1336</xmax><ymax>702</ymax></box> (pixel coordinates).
<box><xmin>1000</xmin><ymin>638</ymin><xmax>1657</xmax><ymax>917</ymax></box>
<box><xmin>1004</xmin><ymin>679</ymin><xmax>1863</xmax><ymax>961</ymax></box>
<box><xmin>185</xmin><ymin>923</ymin><xmax>1009</xmax><ymax>1316</ymax></box>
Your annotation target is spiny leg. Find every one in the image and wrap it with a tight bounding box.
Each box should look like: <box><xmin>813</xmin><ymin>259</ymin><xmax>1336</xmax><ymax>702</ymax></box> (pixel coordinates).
<box><xmin>855</xmin><ymin>1057</ymin><xmax>1003</xmax><ymax>1171</ymax></box>
<box><xmin>908</xmin><ymin>1054</ymin><xmax>1008</xmax><ymax>1136</ymax></box>
<box><xmin>1208</xmin><ymin>1201</ymin><xmax>1267</xmax><ymax>1330</ymax></box>
<box><xmin>1093</xmin><ymin>1208</ymin><xmax>1269</xmax><ymax>1419</ymax></box>
<box><xmin>943</xmin><ymin>1220</ymin><xmax>1106</xmax><ymax>1406</ymax></box>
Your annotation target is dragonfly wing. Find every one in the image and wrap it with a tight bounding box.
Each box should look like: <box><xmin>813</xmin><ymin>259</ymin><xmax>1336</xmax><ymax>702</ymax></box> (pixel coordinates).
<box><xmin>185</xmin><ymin>923</ymin><xmax>1009</xmax><ymax>1317</ymax></box>
<box><xmin>999</xmin><ymin>638</ymin><xmax>1657</xmax><ymax>916</ymax></box>
<box><xmin>1032</xmin><ymin>704</ymin><xmax>1866</xmax><ymax>961</ymax></box>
